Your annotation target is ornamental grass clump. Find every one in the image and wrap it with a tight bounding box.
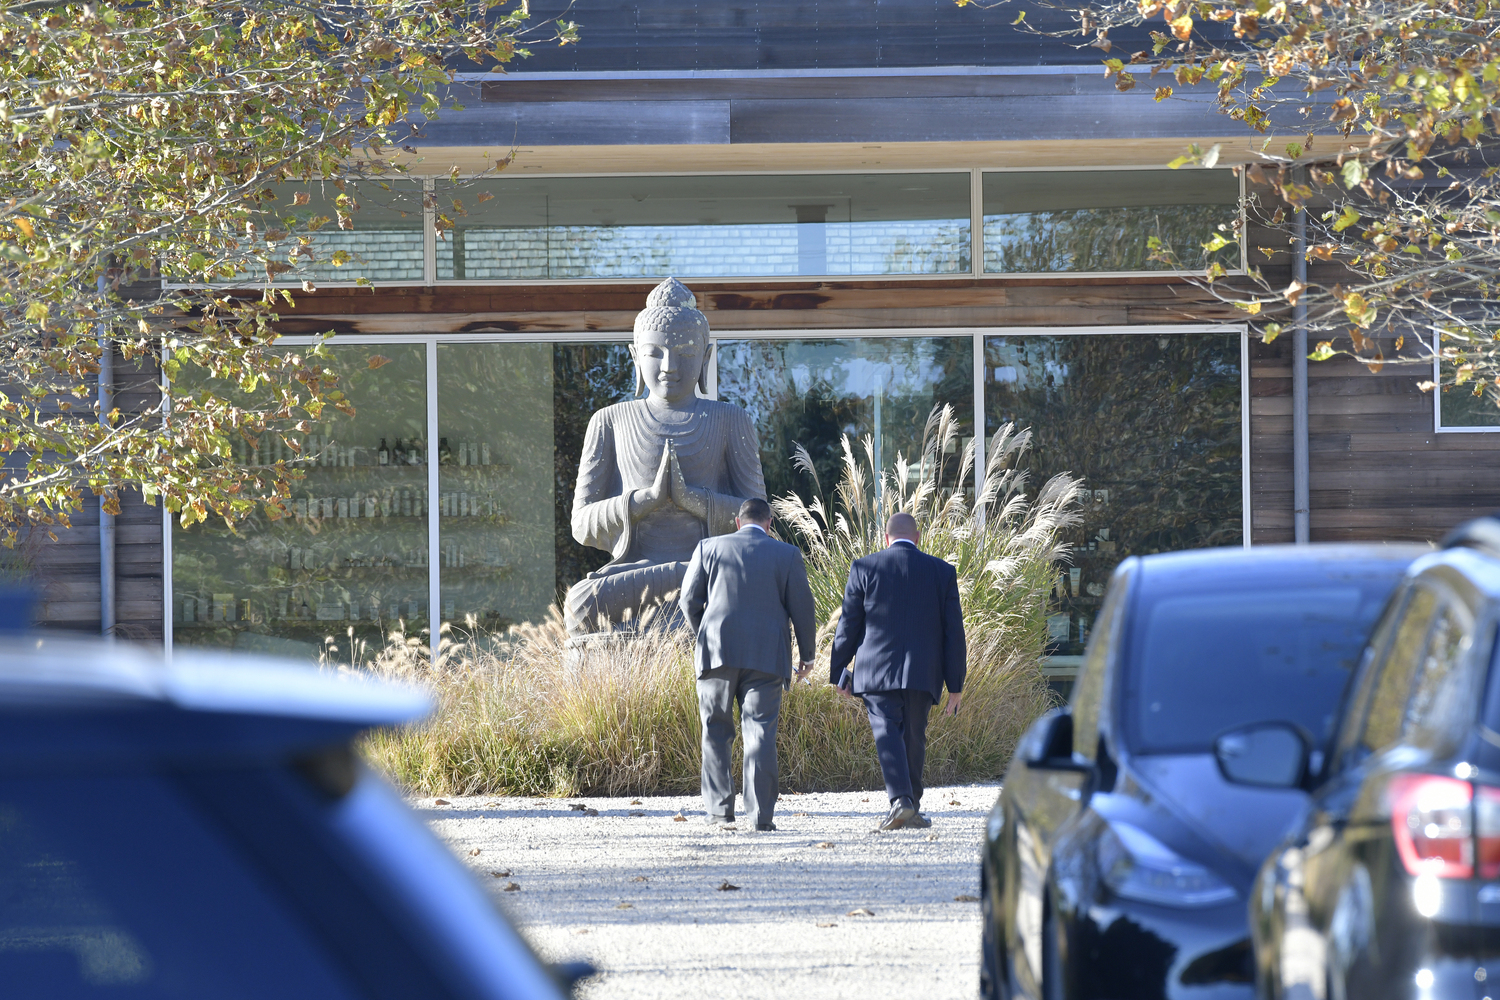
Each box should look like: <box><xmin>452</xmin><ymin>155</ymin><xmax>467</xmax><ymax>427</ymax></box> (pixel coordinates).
<box><xmin>359</xmin><ymin>406</ymin><xmax>1081</xmax><ymax>797</ymax></box>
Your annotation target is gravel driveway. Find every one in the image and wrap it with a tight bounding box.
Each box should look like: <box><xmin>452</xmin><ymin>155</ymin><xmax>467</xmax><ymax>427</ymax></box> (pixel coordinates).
<box><xmin>421</xmin><ymin>785</ymin><xmax>997</xmax><ymax>1000</ymax></box>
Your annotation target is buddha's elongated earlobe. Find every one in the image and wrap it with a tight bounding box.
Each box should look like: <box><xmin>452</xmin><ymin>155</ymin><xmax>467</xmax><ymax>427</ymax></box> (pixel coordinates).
<box><xmin>698</xmin><ymin>341</ymin><xmax>715</xmax><ymax>396</ymax></box>
<box><xmin>629</xmin><ymin>344</ymin><xmax>645</xmax><ymax>397</ymax></box>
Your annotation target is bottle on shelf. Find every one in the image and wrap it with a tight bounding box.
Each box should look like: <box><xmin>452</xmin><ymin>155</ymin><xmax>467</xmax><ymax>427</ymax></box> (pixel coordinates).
<box><xmin>378</xmin><ymin>438</ymin><xmax>389</xmax><ymax>466</ymax></box>
<box><xmin>439</xmin><ymin>438</ymin><xmax>452</xmax><ymax>465</ymax></box>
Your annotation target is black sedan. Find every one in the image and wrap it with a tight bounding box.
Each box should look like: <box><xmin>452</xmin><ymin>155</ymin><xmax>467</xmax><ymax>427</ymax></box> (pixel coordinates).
<box><xmin>1249</xmin><ymin>518</ymin><xmax>1500</xmax><ymax>1000</ymax></box>
<box><xmin>981</xmin><ymin>544</ymin><xmax>1424</xmax><ymax>1000</ymax></box>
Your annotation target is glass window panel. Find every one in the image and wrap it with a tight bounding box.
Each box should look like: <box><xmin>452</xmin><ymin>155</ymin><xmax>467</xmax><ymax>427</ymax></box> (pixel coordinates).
<box><xmin>436</xmin><ymin>344</ymin><xmax>555</xmax><ymax>644</ymax></box>
<box><xmin>172</xmin><ymin>344</ymin><xmax>430</xmax><ymax>663</ymax></box>
<box><xmin>982</xmin><ymin>170</ymin><xmax>1240</xmax><ymax>273</ymax></box>
<box><xmin>984</xmin><ymin>333</ymin><xmax>1242</xmax><ymax>658</ymax></box>
<box><xmin>1438</xmin><ymin>355</ymin><xmax>1500</xmax><ymax>427</ymax></box>
<box><xmin>255</xmin><ymin>180</ymin><xmax>424</xmax><ymax>285</ymax></box>
<box><xmin>716</xmin><ymin>337</ymin><xmax>975</xmax><ymax>507</ymax></box>
<box><xmin>434</xmin><ymin>174</ymin><xmax>971</xmax><ymax>280</ymax></box>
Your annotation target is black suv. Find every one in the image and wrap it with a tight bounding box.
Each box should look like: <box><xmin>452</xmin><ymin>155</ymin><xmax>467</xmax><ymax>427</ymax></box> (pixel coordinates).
<box><xmin>1250</xmin><ymin>518</ymin><xmax>1500</xmax><ymax>999</ymax></box>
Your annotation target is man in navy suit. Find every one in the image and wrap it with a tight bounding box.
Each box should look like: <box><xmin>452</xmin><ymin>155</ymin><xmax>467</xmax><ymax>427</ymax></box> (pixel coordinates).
<box><xmin>829</xmin><ymin>512</ymin><xmax>966</xmax><ymax>831</ymax></box>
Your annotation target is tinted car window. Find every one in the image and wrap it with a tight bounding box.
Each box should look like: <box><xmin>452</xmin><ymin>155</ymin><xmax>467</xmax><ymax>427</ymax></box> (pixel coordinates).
<box><xmin>1072</xmin><ymin>567</ymin><xmax>1130</xmax><ymax>759</ymax></box>
<box><xmin>1126</xmin><ymin>585</ymin><xmax>1391</xmax><ymax>754</ymax></box>
<box><xmin>0</xmin><ymin>774</ymin><xmax>360</xmax><ymax>999</ymax></box>
<box><xmin>1404</xmin><ymin>600</ymin><xmax>1478</xmax><ymax>755</ymax></box>
<box><xmin>1361</xmin><ymin>586</ymin><xmax>1439</xmax><ymax>753</ymax></box>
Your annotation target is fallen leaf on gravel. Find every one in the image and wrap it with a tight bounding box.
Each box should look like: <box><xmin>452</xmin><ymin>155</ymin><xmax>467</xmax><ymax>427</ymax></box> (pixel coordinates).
<box><xmin>485</xmin><ymin>801</ymin><xmax>502</xmax><ymax>808</ymax></box>
<box><xmin>503</xmin><ymin>882</ymin><xmax>520</xmax><ymax>892</ymax></box>
<box><xmin>489</xmin><ymin>870</ymin><xmax>511</xmax><ymax>878</ymax></box>
<box><xmin>434</xmin><ymin>799</ymin><xmax>450</xmax><ymax>806</ymax></box>
<box><xmin>793</xmin><ymin>811</ymin><xmax>811</xmax><ymax>817</ymax></box>
<box><xmin>815</xmin><ymin>842</ymin><xmax>835</xmax><ymax>849</ymax></box>
<box><xmin>672</xmin><ymin>812</ymin><xmax>687</xmax><ymax>822</ymax></box>
<box><xmin>955</xmin><ymin>895</ymin><xmax>980</xmax><ymax>902</ymax></box>
<box><xmin>631</xmin><ymin>876</ymin><xmax>649</xmax><ymax>882</ymax></box>
<box><xmin>926</xmin><ymin>834</ymin><xmax>939</xmax><ymax>842</ymax></box>
<box><xmin>847</xmin><ymin>908</ymin><xmax>875</xmax><ymax>917</ymax></box>
<box><xmin>949</xmin><ymin>800</ymin><xmax>961</xmax><ymax>806</ymax></box>
<box><xmin>575</xmin><ymin>929</ymin><xmax>590</xmax><ymax>935</ymax></box>
<box><xmin>860</xmin><ymin>798</ymin><xmax>869</xmax><ymax>802</ymax></box>
<box><xmin>717</xmin><ymin>881</ymin><xmax>740</xmax><ymax>891</ymax></box>
<box><xmin>629</xmin><ymin>810</ymin><xmax>646</xmax><ymax>817</ymax></box>
<box><xmin>616</xmin><ymin>902</ymin><xmax>633</xmax><ymax>909</ymax></box>
<box><xmin>630</xmin><ymin>799</ymin><xmax>642</xmax><ymax>805</ymax></box>
<box><xmin>817</xmin><ymin>922</ymin><xmax>837</xmax><ymax>928</ymax></box>
<box><xmin>468</xmin><ymin>849</ymin><xmax>481</xmax><ymax>856</ymax></box>
<box><xmin>569</xmin><ymin>803</ymin><xmax>588</xmax><ymax>811</ymax></box>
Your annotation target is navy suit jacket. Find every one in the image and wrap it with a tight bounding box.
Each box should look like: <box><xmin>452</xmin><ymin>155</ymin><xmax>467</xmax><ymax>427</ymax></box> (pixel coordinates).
<box><xmin>828</xmin><ymin>540</ymin><xmax>967</xmax><ymax>699</ymax></box>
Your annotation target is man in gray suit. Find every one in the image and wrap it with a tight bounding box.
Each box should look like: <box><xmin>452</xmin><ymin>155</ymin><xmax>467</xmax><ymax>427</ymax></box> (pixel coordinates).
<box><xmin>679</xmin><ymin>497</ymin><xmax>817</xmax><ymax>831</ymax></box>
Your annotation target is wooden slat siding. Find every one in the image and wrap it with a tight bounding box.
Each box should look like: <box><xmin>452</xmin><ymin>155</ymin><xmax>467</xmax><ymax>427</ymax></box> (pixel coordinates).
<box><xmin>443</xmin><ymin>89</ymin><xmax>1236</xmax><ymax>146</ymax></box>
<box><xmin>479</xmin><ymin>75</ymin><xmax>1095</xmax><ymax>102</ymax></box>
<box><xmin>269</xmin><ymin>279</ymin><xmax>1243</xmax><ymax>335</ymax></box>
<box><xmin>1250</xmin><ymin>333</ymin><xmax>1500</xmax><ymax>545</ymax></box>
<box><xmin>503</xmin><ymin>1</ymin><xmax>1216</xmax><ymax>73</ymax></box>
<box><xmin>26</xmin><ymin>346</ymin><xmax>165</xmax><ymax>641</ymax></box>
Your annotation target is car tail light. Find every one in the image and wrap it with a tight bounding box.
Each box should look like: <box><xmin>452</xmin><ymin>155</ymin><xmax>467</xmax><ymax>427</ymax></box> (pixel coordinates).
<box><xmin>1476</xmin><ymin>785</ymin><xmax>1500</xmax><ymax>879</ymax></box>
<box><xmin>1390</xmin><ymin>774</ymin><xmax>1474</xmax><ymax>878</ymax></box>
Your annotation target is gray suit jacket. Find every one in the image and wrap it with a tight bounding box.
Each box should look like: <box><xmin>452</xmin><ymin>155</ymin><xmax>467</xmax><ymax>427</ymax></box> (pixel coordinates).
<box><xmin>679</xmin><ymin>526</ymin><xmax>817</xmax><ymax>684</ymax></box>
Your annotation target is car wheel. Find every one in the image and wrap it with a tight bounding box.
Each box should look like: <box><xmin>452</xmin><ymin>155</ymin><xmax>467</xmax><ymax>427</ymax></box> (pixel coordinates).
<box><xmin>980</xmin><ymin>868</ymin><xmax>1005</xmax><ymax>1000</ymax></box>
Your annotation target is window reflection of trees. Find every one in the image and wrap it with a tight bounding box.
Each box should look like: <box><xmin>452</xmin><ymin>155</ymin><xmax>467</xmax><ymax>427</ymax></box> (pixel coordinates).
<box><xmin>985</xmin><ymin>334</ymin><xmax>1242</xmax><ymax>655</ymax></box>
<box><xmin>717</xmin><ymin>338</ymin><xmax>974</xmax><ymax>511</ymax></box>
<box><xmin>984</xmin><ymin>204</ymin><xmax>1238</xmax><ymax>273</ymax></box>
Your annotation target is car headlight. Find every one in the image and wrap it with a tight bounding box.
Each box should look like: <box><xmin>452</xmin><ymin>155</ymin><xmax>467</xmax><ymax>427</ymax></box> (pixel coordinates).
<box><xmin>1095</xmin><ymin>820</ymin><xmax>1237</xmax><ymax>907</ymax></box>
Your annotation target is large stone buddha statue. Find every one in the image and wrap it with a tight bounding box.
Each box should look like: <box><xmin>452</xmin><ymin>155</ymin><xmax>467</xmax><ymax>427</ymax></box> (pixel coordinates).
<box><xmin>565</xmin><ymin>278</ymin><xmax>766</xmax><ymax>636</ymax></box>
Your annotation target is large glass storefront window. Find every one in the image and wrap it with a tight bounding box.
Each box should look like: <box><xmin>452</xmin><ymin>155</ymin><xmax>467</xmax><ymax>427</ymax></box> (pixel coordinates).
<box><xmin>436</xmin><ymin>344</ymin><xmax>556</xmax><ymax>641</ymax></box>
<box><xmin>172</xmin><ymin>344</ymin><xmax>430</xmax><ymax>661</ymax></box>
<box><xmin>716</xmin><ymin>337</ymin><xmax>975</xmax><ymax>505</ymax></box>
<box><xmin>982</xmin><ymin>170</ymin><xmax>1240</xmax><ymax>274</ymax></box>
<box><xmin>984</xmin><ymin>333</ymin><xmax>1243</xmax><ymax>664</ymax></box>
<box><xmin>172</xmin><ymin>330</ymin><xmax>1242</xmax><ymax>665</ymax></box>
<box><xmin>433</xmin><ymin>174</ymin><xmax>971</xmax><ymax>280</ymax></box>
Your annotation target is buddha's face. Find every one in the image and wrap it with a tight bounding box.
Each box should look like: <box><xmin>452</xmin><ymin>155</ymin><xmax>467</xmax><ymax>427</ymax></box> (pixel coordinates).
<box><xmin>633</xmin><ymin>328</ymin><xmax>706</xmax><ymax>404</ymax></box>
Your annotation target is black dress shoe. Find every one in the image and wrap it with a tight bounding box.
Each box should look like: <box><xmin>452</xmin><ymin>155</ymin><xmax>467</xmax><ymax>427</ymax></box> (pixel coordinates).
<box><xmin>907</xmin><ymin>812</ymin><xmax>932</xmax><ymax>829</ymax></box>
<box><xmin>879</xmin><ymin>798</ymin><xmax>917</xmax><ymax>831</ymax></box>
<box><xmin>756</xmin><ymin>822</ymin><xmax>777</xmax><ymax>831</ymax></box>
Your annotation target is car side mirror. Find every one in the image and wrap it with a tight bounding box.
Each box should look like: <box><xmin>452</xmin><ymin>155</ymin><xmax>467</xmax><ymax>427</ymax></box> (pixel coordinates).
<box><xmin>1213</xmin><ymin>722</ymin><xmax>1309</xmax><ymax>789</ymax></box>
<box><xmin>1023</xmin><ymin>708</ymin><xmax>1093</xmax><ymax>773</ymax></box>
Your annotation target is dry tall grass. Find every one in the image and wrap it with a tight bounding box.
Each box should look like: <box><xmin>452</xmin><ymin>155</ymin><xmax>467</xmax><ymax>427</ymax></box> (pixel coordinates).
<box><xmin>359</xmin><ymin>411</ymin><xmax>1080</xmax><ymax>798</ymax></box>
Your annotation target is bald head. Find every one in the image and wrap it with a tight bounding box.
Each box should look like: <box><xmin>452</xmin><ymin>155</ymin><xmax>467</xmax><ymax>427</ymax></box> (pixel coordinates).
<box><xmin>885</xmin><ymin>512</ymin><xmax>920</xmax><ymax>544</ymax></box>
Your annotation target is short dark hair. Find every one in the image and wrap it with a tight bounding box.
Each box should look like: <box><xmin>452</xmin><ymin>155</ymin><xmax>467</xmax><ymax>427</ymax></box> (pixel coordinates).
<box><xmin>739</xmin><ymin>497</ymin><xmax>772</xmax><ymax>524</ymax></box>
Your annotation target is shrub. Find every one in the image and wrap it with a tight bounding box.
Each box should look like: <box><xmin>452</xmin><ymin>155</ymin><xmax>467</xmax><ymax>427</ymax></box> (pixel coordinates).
<box><xmin>359</xmin><ymin>408</ymin><xmax>1081</xmax><ymax>797</ymax></box>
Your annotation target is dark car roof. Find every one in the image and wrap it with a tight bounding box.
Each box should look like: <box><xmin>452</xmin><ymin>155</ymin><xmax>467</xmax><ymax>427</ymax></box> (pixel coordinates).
<box><xmin>0</xmin><ymin>637</ymin><xmax>432</xmax><ymax>767</ymax></box>
<box><xmin>1131</xmin><ymin>543</ymin><xmax>1431</xmax><ymax>595</ymax></box>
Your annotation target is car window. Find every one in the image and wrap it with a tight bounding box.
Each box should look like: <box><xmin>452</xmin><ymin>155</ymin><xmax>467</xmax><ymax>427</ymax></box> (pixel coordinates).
<box><xmin>1332</xmin><ymin>584</ymin><xmax>1408</xmax><ymax>771</ymax></box>
<box><xmin>0</xmin><ymin>773</ymin><xmax>360</xmax><ymax>999</ymax></box>
<box><xmin>1072</xmin><ymin>567</ymin><xmax>1130</xmax><ymax>760</ymax></box>
<box><xmin>1404</xmin><ymin>599</ymin><xmax>1478</xmax><ymax>755</ymax></box>
<box><xmin>1360</xmin><ymin>585</ymin><xmax>1439</xmax><ymax>753</ymax></box>
<box><xmin>1125</xmin><ymin>583</ymin><xmax>1393</xmax><ymax>754</ymax></box>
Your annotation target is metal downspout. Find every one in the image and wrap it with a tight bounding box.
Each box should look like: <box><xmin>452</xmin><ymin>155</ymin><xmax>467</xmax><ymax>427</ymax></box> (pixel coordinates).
<box><xmin>98</xmin><ymin>272</ymin><xmax>115</xmax><ymax>639</ymax></box>
<box><xmin>1292</xmin><ymin>191</ymin><xmax>1310</xmax><ymax>544</ymax></box>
